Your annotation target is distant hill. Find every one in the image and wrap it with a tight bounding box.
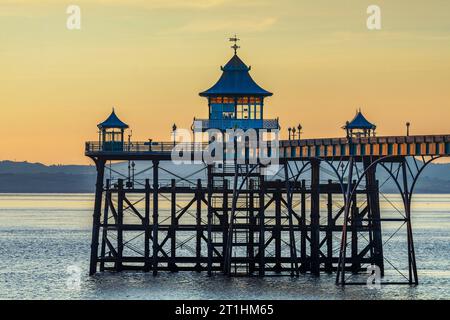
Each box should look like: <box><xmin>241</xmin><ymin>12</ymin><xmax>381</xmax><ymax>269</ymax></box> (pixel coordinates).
<box><xmin>0</xmin><ymin>160</ymin><xmax>205</xmax><ymax>193</ymax></box>
<box><xmin>0</xmin><ymin>160</ymin><xmax>95</xmax><ymax>174</ymax></box>
<box><xmin>1</xmin><ymin>160</ymin><xmax>450</xmax><ymax>193</ymax></box>
<box><xmin>378</xmin><ymin>161</ymin><xmax>450</xmax><ymax>193</ymax></box>
<box><xmin>0</xmin><ymin>161</ymin><xmax>97</xmax><ymax>193</ymax></box>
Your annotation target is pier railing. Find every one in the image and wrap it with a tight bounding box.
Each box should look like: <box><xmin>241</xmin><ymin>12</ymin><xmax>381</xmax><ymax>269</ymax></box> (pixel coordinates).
<box><xmin>278</xmin><ymin>134</ymin><xmax>450</xmax><ymax>158</ymax></box>
<box><xmin>86</xmin><ymin>134</ymin><xmax>450</xmax><ymax>159</ymax></box>
<box><xmin>85</xmin><ymin>141</ymin><xmax>209</xmax><ymax>153</ymax></box>
<box><xmin>193</xmin><ymin>118</ymin><xmax>279</xmax><ymax>130</ymax></box>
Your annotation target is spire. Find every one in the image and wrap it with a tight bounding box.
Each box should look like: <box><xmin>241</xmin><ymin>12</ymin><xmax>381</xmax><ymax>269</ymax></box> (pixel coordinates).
<box><xmin>344</xmin><ymin>110</ymin><xmax>376</xmax><ymax>130</ymax></box>
<box><xmin>229</xmin><ymin>35</ymin><xmax>240</xmax><ymax>55</ymax></box>
<box><xmin>98</xmin><ymin>108</ymin><xmax>129</xmax><ymax>129</ymax></box>
<box><xmin>199</xmin><ymin>38</ymin><xmax>272</xmax><ymax>97</ymax></box>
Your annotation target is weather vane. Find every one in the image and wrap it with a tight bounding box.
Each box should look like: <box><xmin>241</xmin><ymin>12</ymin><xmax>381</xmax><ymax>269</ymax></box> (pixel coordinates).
<box><xmin>229</xmin><ymin>35</ymin><xmax>240</xmax><ymax>55</ymax></box>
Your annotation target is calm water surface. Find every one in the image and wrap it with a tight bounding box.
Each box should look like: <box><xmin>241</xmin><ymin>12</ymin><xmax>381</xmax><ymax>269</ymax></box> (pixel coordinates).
<box><xmin>0</xmin><ymin>193</ymin><xmax>450</xmax><ymax>300</ymax></box>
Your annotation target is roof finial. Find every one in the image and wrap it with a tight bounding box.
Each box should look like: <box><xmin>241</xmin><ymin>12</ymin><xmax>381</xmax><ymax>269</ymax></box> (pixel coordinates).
<box><xmin>229</xmin><ymin>35</ymin><xmax>240</xmax><ymax>55</ymax></box>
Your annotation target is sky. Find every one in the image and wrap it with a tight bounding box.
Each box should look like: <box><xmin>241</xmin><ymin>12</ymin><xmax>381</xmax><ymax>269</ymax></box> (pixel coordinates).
<box><xmin>1</xmin><ymin>0</ymin><xmax>450</xmax><ymax>164</ymax></box>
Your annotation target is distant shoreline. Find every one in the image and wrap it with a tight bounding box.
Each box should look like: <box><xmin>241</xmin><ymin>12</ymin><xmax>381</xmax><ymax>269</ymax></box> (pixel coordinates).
<box><xmin>3</xmin><ymin>160</ymin><xmax>450</xmax><ymax>194</ymax></box>
<box><xmin>1</xmin><ymin>192</ymin><xmax>450</xmax><ymax>195</ymax></box>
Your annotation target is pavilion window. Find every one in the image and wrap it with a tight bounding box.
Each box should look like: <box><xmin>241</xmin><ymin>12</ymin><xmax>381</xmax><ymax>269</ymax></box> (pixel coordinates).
<box><xmin>236</xmin><ymin>105</ymin><xmax>244</xmax><ymax>119</ymax></box>
<box><xmin>222</xmin><ymin>111</ymin><xmax>235</xmax><ymax>119</ymax></box>
<box><xmin>254</xmin><ymin>105</ymin><xmax>261</xmax><ymax>119</ymax></box>
<box><xmin>238</xmin><ymin>105</ymin><xmax>251</xmax><ymax>119</ymax></box>
<box><xmin>237</xmin><ymin>97</ymin><xmax>249</xmax><ymax>104</ymax></box>
<box><xmin>209</xmin><ymin>97</ymin><xmax>236</xmax><ymax>120</ymax></box>
<box><xmin>249</xmin><ymin>96</ymin><xmax>261</xmax><ymax>104</ymax></box>
<box><xmin>223</xmin><ymin>97</ymin><xmax>235</xmax><ymax>104</ymax></box>
<box><xmin>235</xmin><ymin>96</ymin><xmax>263</xmax><ymax>120</ymax></box>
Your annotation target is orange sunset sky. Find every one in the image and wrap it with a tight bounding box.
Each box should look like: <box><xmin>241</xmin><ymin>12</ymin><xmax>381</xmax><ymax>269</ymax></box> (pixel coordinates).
<box><xmin>1</xmin><ymin>0</ymin><xmax>450</xmax><ymax>164</ymax></box>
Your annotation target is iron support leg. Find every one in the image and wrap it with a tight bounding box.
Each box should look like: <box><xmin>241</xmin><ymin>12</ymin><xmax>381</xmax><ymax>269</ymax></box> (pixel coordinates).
<box><xmin>116</xmin><ymin>179</ymin><xmax>124</xmax><ymax>272</ymax></box>
<box><xmin>144</xmin><ymin>179</ymin><xmax>151</xmax><ymax>271</ymax></box>
<box><xmin>300</xmin><ymin>180</ymin><xmax>307</xmax><ymax>273</ymax></box>
<box><xmin>364</xmin><ymin>159</ymin><xmax>384</xmax><ymax>276</ymax></box>
<box><xmin>89</xmin><ymin>159</ymin><xmax>105</xmax><ymax>275</ymax></box>
<box><xmin>310</xmin><ymin>160</ymin><xmax>321</xmax><ymax>276</ymax></box>
<box><xmin>222</xmin><ymin>180</ymin><xmax>229</xmax><ymax>271</ymax></box>
<box><xmin>207</xmin><ymin>167</ymin><xmax>213</xmax><ymax>276</ymax></box>
<box><xmin>249</xmin><ymin>179</ymin><xmax>255</xmax><ymax>274</ymax></box>
<box><xmin>336</xmin><ymin>157</ymin><xmax>354</xmax><ymax>285</ymax></box>
<box><xmin>152</xmin><ymin>160</ymin><xmax>159</xmax><ymax>276</ymax></box>
<box><xmin>99</xmin><ymin>179</ymin><xmax>110</xmax><ymax>272</ymax></box>
<box><xmin>402</xmin><ymin>161</ymin><xmax>419</xmax><ymax>285</ymax></box>
<box><xmin>259</xmin><ymin>175</ymin><xmax>265</xmax><ymax>276</ymax></box>
<box><xmin>169</xmin><ymin>179</ymin><xmax>177</xmax><ymax>272</ymax></box>
<box><xmin>196</xmin><ymin>179</ymin><xmax>202</xmax><ymax>272</ymax></box>
<box><xmin>326</xmin><ymin>180</ymin><xmax>333</xmax><ymax>273</ymax></box>
<box><xmin>274</xmin><ymin>180</ymin><xmax>282</xmax><ymax>273</ymax></box>
<box><xmin>351</xmin><ymin>189</ymin><xmax>360</xmax><ymax>273</ymax></box>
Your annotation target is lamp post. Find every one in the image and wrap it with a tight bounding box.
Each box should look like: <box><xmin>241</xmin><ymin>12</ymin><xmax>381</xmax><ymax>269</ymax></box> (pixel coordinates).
<box><xmin>191</xmin><ymin>123</ymin><xmax>195</xmax><ymax>149</ymax></box>
<box><xmin>172</xmin><ymin>124</ymin><xmax>177</xmax><ymax>146</ymax></box>
<box><xmin>127</xmin><ymin>130</ymin><xmax>133</xmax><ymax>152</ymax></box>
<box><xmin>288</xmin><ymin>127</ymin><xmax>292</xmax><ymax>140</ymax></box>
<box><xmin>406</xmin><ymin>122</ymin><xmax>411</xmax><ymax>137</ymax></box>
<box><xmin>297</xmin><ymin>124</ymin><xmax>302</xmax><ymax>140</ymax></box>
<box><xmin>292</xmin><ymin>127</ymin><xmax>296</xmax><ymax>141</ymax></box>
<box><xmin>148</xmin><ymin>138</ymin><xmax>152</xmax><ymax>151</ymax></box>
<box><xmin>345</xmin><ymin>121</ymin><xmax>350</xmax><ymax>139</ymax></box>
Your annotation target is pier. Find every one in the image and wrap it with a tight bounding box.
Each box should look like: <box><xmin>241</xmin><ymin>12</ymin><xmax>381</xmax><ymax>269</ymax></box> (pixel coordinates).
<box><xmin>85</xmin><ymin>41</ymin><xmax>450</xmax><ymax>286</ymax></box>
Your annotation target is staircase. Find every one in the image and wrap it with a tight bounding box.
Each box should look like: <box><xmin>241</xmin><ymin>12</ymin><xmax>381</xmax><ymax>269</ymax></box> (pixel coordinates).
<box><xmin>211</xmin><ymin>163</ymin><xmax>262</xmax><ymax>276</ymax></box>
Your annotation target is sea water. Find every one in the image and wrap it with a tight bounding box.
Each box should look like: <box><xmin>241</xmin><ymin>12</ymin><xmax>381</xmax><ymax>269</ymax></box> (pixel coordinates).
<box><xmin>0</xmin><ymin>193</ymin><xmax>450</xmax><ymax>300</ymax></box>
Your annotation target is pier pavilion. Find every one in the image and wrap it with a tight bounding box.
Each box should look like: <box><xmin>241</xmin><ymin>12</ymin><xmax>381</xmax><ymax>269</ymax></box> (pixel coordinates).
<box><xmin>194</xmin><ymin>49</ymin><xmax>277</xmax><ymax>132</ymax></box>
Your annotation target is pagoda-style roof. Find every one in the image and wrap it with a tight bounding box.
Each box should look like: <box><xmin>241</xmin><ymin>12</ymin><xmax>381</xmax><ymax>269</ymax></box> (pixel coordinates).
<box><xmin>345</xmin><ymin>111</ymin><xmax>376</xmax><ymax>130</ymax></box>
<box><xmin>199</xmin><ymin>54</ymin><xmax>273</xmax><ymax>97</ymax></box>
<box><xmin>98</xmin><ymin>109</ymin><xmax>129</xmax><ymax>129</ymax></box>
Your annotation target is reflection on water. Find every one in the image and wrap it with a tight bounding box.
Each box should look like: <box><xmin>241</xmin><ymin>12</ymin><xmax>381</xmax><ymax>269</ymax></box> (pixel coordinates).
<box><xmin>0</xmin><ymin>193</ymin><xmax>450</xmax><ymax>300</ymax></box>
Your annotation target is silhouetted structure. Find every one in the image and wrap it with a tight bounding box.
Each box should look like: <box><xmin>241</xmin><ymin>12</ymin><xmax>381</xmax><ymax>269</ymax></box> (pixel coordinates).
<box><xmin>344</xmin><ymin>110</ymin><xmax>376</xmax><ymax>139</ymax></box>
<box><xmin>97</xmin><ymin>109</ymin><xmax>129</xmax><ymax>152</ymax></box>
<box><xmin>195</xmin><ymin>47</ymin><xmax>278</xmax><ymax>131</ymax></box>
<box><xmin>85</xmin><ymin>41</ymin><xmax>450</xmax><ymax>286</ymax></box>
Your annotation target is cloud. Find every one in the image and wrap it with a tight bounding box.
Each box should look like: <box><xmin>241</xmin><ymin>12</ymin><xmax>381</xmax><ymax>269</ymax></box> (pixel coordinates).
<box><xmin>176</xmin><ymin>17</ymin><xmax>277</xmax><ymax>33</ymax></box>
<box><xmin>319</xmin><ymin>30</ymin><xmax>450</xmax><ymax>45</ymax></box>
<box><xmin>94</xmin><ymin>0</ymin><xmax>228</xmax><ymax>9</ymax></box>
<box><xmin>0</xmin><ymin>0</ymin><xmax>264</xmax><ymax>9</ymax></box>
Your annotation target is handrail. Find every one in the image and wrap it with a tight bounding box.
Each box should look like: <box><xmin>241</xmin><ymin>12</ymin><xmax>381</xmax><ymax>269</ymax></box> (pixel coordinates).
<box><xmin>85</xmin><ymin>134</ymin><xmax>450</xmax><ymax>158</ymax></box>
<box><xmin>194</xmin><ymin>118</ymin><xmax>279</xmax><ymax>130</ymax></box>
<box><xmin>85</xmin><ymin>141</ymin><xmax>209</xmax><ymax>153</ymax></box>
<box><xmin>85</xmin><ymin>141</ymin><xmax>277</xmax><ymax>153</ymax></box>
